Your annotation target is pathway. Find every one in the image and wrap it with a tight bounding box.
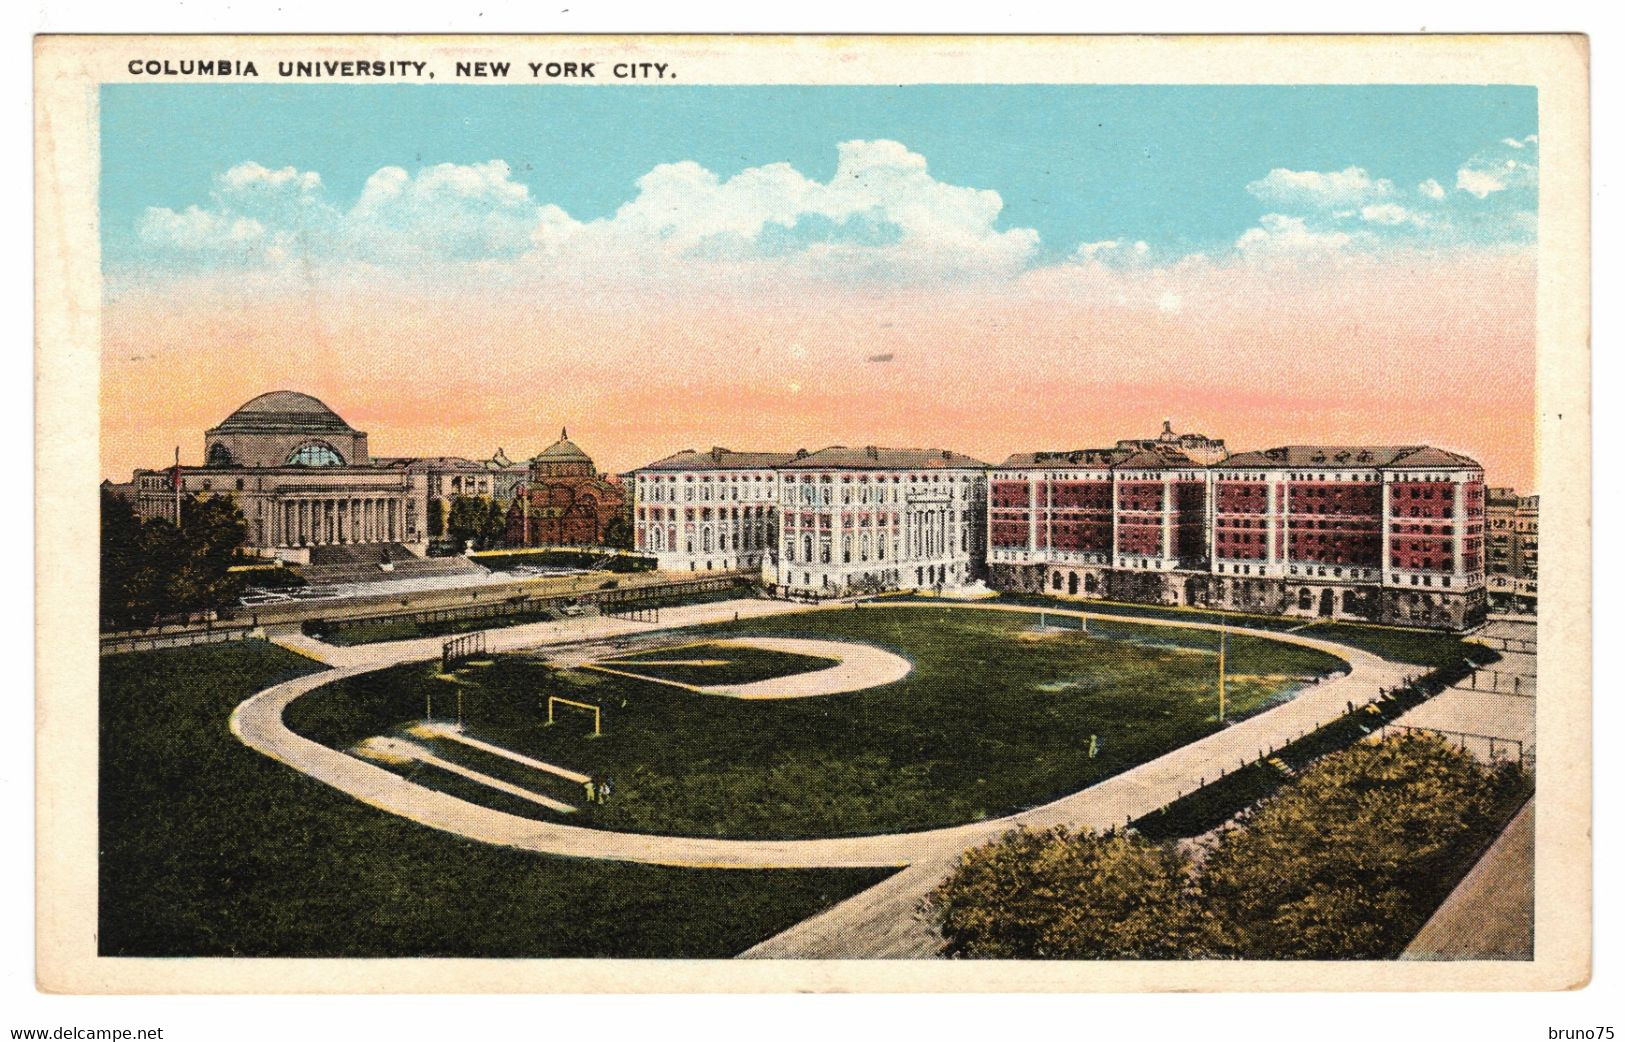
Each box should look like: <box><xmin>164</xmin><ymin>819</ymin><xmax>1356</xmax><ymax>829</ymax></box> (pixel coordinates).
<box><xmin>1401</xmin><ymin>800</ymin><xmax>1535</xmax><ymax>961</ymax></box>
<box><xmin>237</xmin><ymin>600</ymin><xmax>1407</xmax><ymax>876</ymax></box>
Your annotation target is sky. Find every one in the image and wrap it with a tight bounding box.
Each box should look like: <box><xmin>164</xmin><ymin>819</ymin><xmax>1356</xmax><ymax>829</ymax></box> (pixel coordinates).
<box><xmin>99</xmin><ymin>83</ymin><xmax>1540</xmax><ymax>487</ymax></box>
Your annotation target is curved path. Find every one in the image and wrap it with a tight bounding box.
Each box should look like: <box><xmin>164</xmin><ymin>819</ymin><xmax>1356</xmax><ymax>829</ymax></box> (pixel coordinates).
<box><xmin>234</xmin><ymin>598</ymin><xmax>1409</xmax><ymax>870</ymax></box>
<box><xmin>592</xmin><ymin>636</ymin><xmax>914</xmax><ymax>699</ymax></box>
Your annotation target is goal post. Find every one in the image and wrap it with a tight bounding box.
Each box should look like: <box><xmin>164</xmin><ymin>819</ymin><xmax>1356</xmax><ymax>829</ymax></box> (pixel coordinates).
<box><xmin>546</xmin><ymin>695</ymin><xmax>602</xmax><ymax>737</ymax></box>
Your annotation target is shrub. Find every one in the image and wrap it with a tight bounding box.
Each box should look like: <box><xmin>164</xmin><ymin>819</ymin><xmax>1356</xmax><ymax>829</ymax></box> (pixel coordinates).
<box><xmin>928</xmin><ymin>826</ymin><xmax>1207</xmax><ymax>959</ymax></box>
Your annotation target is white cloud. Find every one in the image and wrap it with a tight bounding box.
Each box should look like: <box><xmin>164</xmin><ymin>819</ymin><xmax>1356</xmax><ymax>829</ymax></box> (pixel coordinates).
<box><xmin>1418</xmin><ymin>178</ymin><xmax>1446</xmax><ymax>200</ymax></box>
<box><xmin>1246</xmin><ymin>166</ymin><xmax>1394</xmax><ymax>208</ymax></box>
<box><xmin>1234</xmin><ymin>214</ymin><xmax>1354</xmax><ymax>256</ymax></box>
<box><xmin>1456</xmin><ymin>137</ymin><xmax>1539</xmax><ymax>200</ymax></box>
<box><xmin>1156</xmin><ymin>290</ymin><xmax>1183</xmax><ymax>313</ymax></box>
<box><xmin>132</xmin><ymin>141</ymin><xmax>1039</xmax><ymax>283</ymax></box>
<box><xmin>1360</xmin><ymin>203</ymin><xmax>1421</xmax><ymax>227</ymax></box>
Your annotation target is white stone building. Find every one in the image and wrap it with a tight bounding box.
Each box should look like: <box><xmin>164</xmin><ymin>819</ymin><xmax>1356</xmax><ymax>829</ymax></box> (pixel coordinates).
<box><xmin>630</xmin><ymin>448</ymin><xmax>793</xmax><ymax>574</ymax></box>
<box><xmin>772</xmin><ymin>446</ymin><xmax>988</xmax><ymax>597</ymax></box>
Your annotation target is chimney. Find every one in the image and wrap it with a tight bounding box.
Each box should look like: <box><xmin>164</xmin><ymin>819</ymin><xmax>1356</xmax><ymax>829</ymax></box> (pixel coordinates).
<box><xmin>711</xmin><ymin>446</ymin><xmax>724</xmax><ymax>463</ymax></box>
<box><xmin>865</xmin><ymin>445</ymin><xmax>879</xmax><ymax>460</ymax></box>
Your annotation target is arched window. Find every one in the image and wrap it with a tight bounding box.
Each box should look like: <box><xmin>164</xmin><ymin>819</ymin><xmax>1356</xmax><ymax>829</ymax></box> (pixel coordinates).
<box><xmin>207</xmin><ymin>443</ymin><xmax>234</xmax><ymax>466</ymax></box>
<box><xmin>287</xmin><ymin>441</ymin><xmax>345</xmax><ymax>467</ymax></box>
<box><xmin>802</xmin><ymin>534</ymin><xmax>813</xmax><ymax>562</ymax></box>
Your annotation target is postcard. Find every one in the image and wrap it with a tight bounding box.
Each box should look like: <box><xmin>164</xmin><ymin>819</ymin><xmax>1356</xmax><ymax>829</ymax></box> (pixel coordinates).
<box><xmin>34</xmin><ymin>33</ymin><xmax>1590</xmax><ymax>993</ymax></box>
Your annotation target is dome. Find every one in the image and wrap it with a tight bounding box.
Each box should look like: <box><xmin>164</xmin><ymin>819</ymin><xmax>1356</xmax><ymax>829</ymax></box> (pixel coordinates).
<box><xmin>534</xmin><ymin>427</ymin><xmax>592</xmax><ymax>463</ymax></box>
<box><xmin>212</xmin><ymin>391</ymin><xmax>354</xmax><ymax>434</ymax></box>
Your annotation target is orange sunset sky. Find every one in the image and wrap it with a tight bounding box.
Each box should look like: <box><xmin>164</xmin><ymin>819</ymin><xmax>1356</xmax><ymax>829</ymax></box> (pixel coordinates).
<box><xmin>99</xmin><ymin>86</ymin><xmax>1539</xmax><ymax>488</ymax></box>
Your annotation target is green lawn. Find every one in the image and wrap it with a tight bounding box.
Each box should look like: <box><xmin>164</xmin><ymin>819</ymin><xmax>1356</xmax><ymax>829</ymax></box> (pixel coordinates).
<box><xmin>599</xmin><ymin>641</ymin><xmax>841</xmax><ymax>686</ymax></box>
<box><xmin>286</xmin><ymin>607</ymin><xmax>1345</xmax><ymax>840</ymax></box>
<box><xmin>99</xmin><ymin>641</ymin><xmax>891</xmax><ymax>958</ymax></box>
<box><xmin>897</xmin><ymin>593</ymin><xmax>1493</xmax><ymax>668</ymax></box>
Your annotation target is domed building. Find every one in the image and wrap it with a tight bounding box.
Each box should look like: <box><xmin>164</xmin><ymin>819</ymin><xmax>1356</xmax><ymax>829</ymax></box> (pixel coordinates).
<box><xmin>203</xmin><ymin>390</ymin><xmax>372</xmax><ymax>469</ymax></box>
<box><xmin>504</xmin><ymin>429</ymin><xmax>630</xmax><ymax>548</ymax></box>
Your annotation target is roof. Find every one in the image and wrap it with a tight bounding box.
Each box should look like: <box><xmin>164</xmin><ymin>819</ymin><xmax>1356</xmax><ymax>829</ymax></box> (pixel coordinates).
<box><xmin>778</xmin><ymin>446</ymin><xmax>988</xmax><ymax>470</ymax></box>
<box><xmin>1114</xmin><ymin>447</ymin><xmax>1198</xmax><ymax>471</ymax></box>
<box><xmin>997</xmin><ymin>448</ymin><xmax>1129</xmax><ymax>469</ymax></box>
<box><xmin>637</xmin><ymin>447</ymin><xmax>798</xmax><ymax>472</ymax></box>
<box><xmin>1220</xmin><ymin>445</ymin><xmax>1481</xmax><ymax>470</ymax></box>
<box><xmin>210</xmin><ymin>390</ymin><xmax>354</xmax><ymax>434</ymax></box>
<box><xmin>535</xmin><ymin>428</ymin><xmax>592</xmax><ymax>463</ymax></box>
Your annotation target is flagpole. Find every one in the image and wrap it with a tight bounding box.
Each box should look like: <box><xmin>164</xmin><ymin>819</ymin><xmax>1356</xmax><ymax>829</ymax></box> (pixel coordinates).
<box><xmin>173</xmin><ymin>445</ymin><xmax>182</xmax><ymax>526</ymax></box>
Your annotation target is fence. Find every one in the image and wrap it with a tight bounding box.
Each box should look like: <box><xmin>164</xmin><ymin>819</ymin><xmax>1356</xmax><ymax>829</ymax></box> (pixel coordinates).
<box><xmin>1379</xmin><ymin>723</ymin><xmax>1532</xmax><ymax>770</ymax></box>
<box><xmin>100</xmin><ymin>626</ymin><xmax>256</xmax><ymax>656</ymax></box>
<box><xmin>603</xmin><ymin>603</ymin><xmax>660</xmax><ymax>623</ymax></box>
<box><xmin>1462</xmin><ymin>669</ymin><xmax>1535</xmax><ymax>697</ymax></box>
<box><xmin>306</xmin><ymin>575</ymin><xmax>752</xmax><ymax>640</ymax></box>
<box><xmin>442</xmin><ymin>631</ymin><xmax>487</xmax><ymax>672</ymax></box>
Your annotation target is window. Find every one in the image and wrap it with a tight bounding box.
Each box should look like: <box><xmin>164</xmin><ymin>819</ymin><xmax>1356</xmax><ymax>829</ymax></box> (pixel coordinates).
<box><xmin>287</xmin><ymin>442</ymin><xmax>345</xmax><ymax>467</ymax></box>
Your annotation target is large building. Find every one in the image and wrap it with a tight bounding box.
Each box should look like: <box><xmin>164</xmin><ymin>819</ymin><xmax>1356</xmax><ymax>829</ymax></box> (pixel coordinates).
<box><xmin>989</xmin><ymin>439</ymin><xmax>1487</xmax><ymax>629</ymax></box>
<box><xmin>130</xmin><ymin>391</ymin><xmax>428</xmax><ymax>560</ymax></box>
<box><xmin>631</xmin><ymin>447</ymin><xmax>793</xmax><ymax>573</ymax></box>
<box><xmin>1486</xmin><ymin>487</ymin><xmax>1539</xmax><ymax>613</ymax></box>
<box><xmin>775</xmin><ymin>446</ymin><xmax>987</xmax><ymax>597</ymax></box>
<box><xmin>504</xmin><ymin>430</ymin><xmax>630</xmax><ymax>548</ymax></box>
<box><xmin>123</xmin><ymin>390</ymin><xmax>562</xmax><ymax>562</ymax></box>
<box><xmin>630</xmin><ymin>444</ymin><xmax>988</xmax><ymax>594</ymax></box>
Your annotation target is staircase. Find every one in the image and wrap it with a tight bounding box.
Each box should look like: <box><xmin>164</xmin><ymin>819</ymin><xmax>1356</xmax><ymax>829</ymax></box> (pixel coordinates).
<box><xmin>298</xmin><ymin>543</ymin><xmax>485</xmax><ymax>586</ymax></box>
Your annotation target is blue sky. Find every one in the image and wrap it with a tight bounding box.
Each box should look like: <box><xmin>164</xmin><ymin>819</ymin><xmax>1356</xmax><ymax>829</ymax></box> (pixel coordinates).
<box><xmin>100</xmin><ymin>83</ymin><xmax>1537</xmax><ymax>269</ymax></box>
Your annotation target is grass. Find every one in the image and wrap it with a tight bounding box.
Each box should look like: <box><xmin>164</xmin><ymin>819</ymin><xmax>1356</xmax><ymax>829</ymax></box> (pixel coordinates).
<box><xmin>599</xmin><ymin>641</ymin><xmax>840</xmax><ymax>686</ymax></box>
<box><xmin>99</xmin><ymin>641</ymin><xmax>892</xmax><ymax>957</ymax></box>
<box><xmin>894</xmin><ymin>591</ymin><xmax>1492</xmax><ymax>667</ymax></box>
<box><xmin>287</xmin><ymin>606</ymin><xmax>1345</xmax><ymax>840</ymax></box>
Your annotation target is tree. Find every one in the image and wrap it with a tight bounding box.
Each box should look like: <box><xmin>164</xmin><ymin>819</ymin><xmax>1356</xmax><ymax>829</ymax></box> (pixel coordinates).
<box><xmin>478</xmin><ymin>498</ymin><xmax>507</xmax><ymax>550</ymax></box>
<box><xmin>101</xmin><ymin>489</ymin><xmax>247</xmax><ymax>629</ymax></box>
<box><xmin>927</xmin><ymin>826</ymin><xmax>1207</xmax><ymax>959</ymax></box>
<box><xmin>602</xmin><ymin>510</ymin><xmax>633</xmax><ymax>550</ymax></box>
<box><xmin>427</xmin><ymin>497</ymin><xmax>446</xmax><ymax>538</ymax></box>
<box><xmin>446</xmin><ymin>496</ymin><xmax>483</xmax><ymax>550</ymax></box>
<box><xmin>1197</xmin><ymin>733</ymin><xmax>1508</xmax><ymax>959</ymax></box>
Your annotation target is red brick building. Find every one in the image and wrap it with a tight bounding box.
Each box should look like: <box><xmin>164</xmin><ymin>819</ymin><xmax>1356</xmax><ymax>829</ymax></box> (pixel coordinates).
<box><xmin>988</xmin><ymin>437</ymin><xmax>1486</xmax><ymax>630</ymax></box>
<box><xmin>503</xmin><ymin>430</ymin><xmax>629</xmax><ymax>548</ymax></box>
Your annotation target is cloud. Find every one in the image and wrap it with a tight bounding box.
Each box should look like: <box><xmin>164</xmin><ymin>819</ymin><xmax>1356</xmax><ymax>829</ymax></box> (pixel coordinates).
<box><xmin>1418</xmin><ymin>178</ymin><xmax>1446</xmax><ymax>200</ymax></box>
<box><xmin>1234</xmin><ymin>214</ymin><xmax>1355</xmax><ymax>256</ymax></box>
<box><xmin>132</xmin><ymin>141</ymin><xmax>1038</xmax><ymax>284</ymax></box>
<box><xmin>1360</xmin><ymin>203</ymin><xmax>1422</xmax><ymax>227</ymax></box>
<box><xmin>1455</xmin><ymin>136</ymin><xmax>1539</xmax><ymax>199</ymax></box>
<box><xmin>1246</xmin><ymin>166</ymin><xmax>1394</xmax><ymax>208</ymax></box>
<box><xmin>1156</xmin><ymin>290</ymin><xmax>1183</xmax><ymax>313</ymax></box>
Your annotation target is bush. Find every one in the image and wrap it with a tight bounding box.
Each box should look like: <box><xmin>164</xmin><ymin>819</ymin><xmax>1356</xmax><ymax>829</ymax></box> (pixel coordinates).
<box><xmin>929</xmin><ymin>734</ymin><xmax>1528</xmax><ymax>960</ymax></box>
<box><xmin>928</xmin><ymin>826</ymin><xmax>1207</xmax><ymax>959</ymax></box>
<box><xmin>1199</xmin><ymin>733</ymin><xmax>1515</xmax><ymax>959</ymax></box>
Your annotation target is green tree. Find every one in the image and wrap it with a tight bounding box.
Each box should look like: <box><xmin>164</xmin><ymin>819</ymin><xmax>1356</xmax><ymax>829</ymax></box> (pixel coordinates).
<box><xmin>602</xmin><ymin>510</ymin><xmax>633</xmax><ymax>551</ymax></box>
<box><xmin>446</xmin><ymin>496</ymin><xmax>483</xmax><ymax>550</ymax></box>
<box><xmin>928</xmin><ymin>826</ymin><xmax>1206</xmax><ymax>959</ymax></box>
<box><xmin>101</xmin><ymin>489</ymin><xmax>247</xmax><ymax>629</ymax></box>
<box><xmin>478</xmin><ymin>498</ymin><xmax>507</xmax><ymax>550</ymax></box>
<box><xmin>1198</xmin><ymin>733</ymin><xmax>1507</xmax><ymax>959</ymax></box>
<box><xmin>427</xmin><ymin>497</ymin><xmax>446</xmax><ymax>538</ymax></box>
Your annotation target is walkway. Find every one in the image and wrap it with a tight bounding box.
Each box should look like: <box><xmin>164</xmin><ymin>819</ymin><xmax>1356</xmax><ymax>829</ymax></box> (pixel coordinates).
<box><xmin>237</xmin><ymin>599</ymin><xmax>1407</xmax><ymax>877</ymax></box>
<box><xmin>1401</xmin><ymin>800</ymin><xmax>1535</xmax><ymax>960</ymax></box>
<box><xmin>591</xmin><ymin>636</ymin><xmax>915</xmax><ymax>699</ymax></box>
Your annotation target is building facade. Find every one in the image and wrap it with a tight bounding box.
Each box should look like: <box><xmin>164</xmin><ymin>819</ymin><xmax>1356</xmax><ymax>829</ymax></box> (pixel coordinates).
<box><xmin>630</xmin><ymin>448</ymin><xmax>792</xmax><ymax>573</ymax></box>
<box><xmin>503</xmin><ymin>430</ymin><xmax>630</xmax><ymax>548</ymax></box>
<box><xmin>130</xmin><ymin>391</ymin><xmax>426</xmax><ymax>562</ymax></box>
<box><xmin>630</xmin><ymin>444</ymin><xmax>988</xmax><ymax>594</ymax></box>
<box><xmin>1486</xmin><ymin>487</ymin><xmax>1539</xmax><ymax>613</ymax></box>
<box><xmin>773</xmin><ymin>446</ymin><xmax>987</xmax><ymax>597</ymax></box>
<box><xmin>989</xmin><ymin>442</ymin><xmax>1486</xmax><ymax>630</ymax></box>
